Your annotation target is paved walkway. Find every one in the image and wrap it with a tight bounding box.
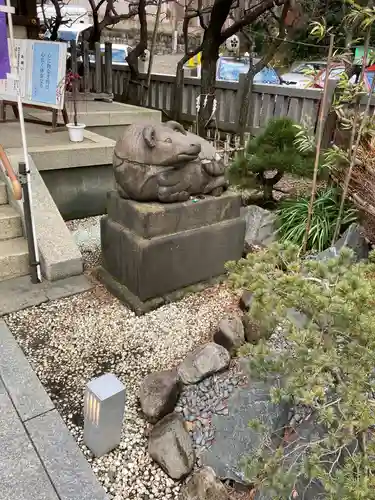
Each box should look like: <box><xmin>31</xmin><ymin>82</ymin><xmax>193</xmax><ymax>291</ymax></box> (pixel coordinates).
<box><xmin>0</xmin><ymin>274</ymin><xmax>93</xmax><ymax>316</ymax></box>
<box><xmin>0</xmin><ymin>319</ymin><xmax>108</xmax><ymax>500</ymax></box>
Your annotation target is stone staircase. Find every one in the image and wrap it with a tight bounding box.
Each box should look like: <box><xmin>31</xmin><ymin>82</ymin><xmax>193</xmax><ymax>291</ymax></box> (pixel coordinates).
<box><xmin>0</xmin><ymin>180</ymin><xmax>29</xmax><ymax>282</ymax></box>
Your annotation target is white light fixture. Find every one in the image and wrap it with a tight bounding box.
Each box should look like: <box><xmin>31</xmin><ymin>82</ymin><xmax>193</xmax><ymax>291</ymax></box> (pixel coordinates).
<box><xmin>84</xmin><ymin>373</ymin><xmax>126</xmax><ymax>457</ymax></box>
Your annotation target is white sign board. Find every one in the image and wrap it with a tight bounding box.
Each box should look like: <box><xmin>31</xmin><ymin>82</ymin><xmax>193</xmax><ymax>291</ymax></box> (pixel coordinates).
<box><xmin>0</xmin><ymin>39</ymin><xmax>67</xmax><ymax>109</ymax></box>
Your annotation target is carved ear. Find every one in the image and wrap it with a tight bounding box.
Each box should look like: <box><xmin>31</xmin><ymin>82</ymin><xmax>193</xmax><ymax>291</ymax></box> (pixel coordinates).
<box><xmin>143</xmin><ymin>126</ymin><xmax>156</xmax><ymax>148</ymax></box>
<box><xmin>165</xmin><ymin>121</ymin><xmax>187</xmax><ymax>136</ymax></box>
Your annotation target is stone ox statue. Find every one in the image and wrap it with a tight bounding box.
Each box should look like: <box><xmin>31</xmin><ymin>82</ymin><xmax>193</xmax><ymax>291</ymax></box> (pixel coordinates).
<box><xmin>113</xmin><ymin>120</ymin><xmax>228</xmax><ymax>203</ymax></box>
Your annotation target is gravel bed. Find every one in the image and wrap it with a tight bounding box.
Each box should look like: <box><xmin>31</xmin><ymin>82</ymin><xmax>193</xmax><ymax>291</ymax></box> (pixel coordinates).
<box><xmin>176</xmin><ymin>366</ymin><xmax>247</xmax><ymax>465</ymax></box>
<box><xmin>5</xmin><ymin>279</ymin><xmax>240</xmax><ymax>500</ymax></box>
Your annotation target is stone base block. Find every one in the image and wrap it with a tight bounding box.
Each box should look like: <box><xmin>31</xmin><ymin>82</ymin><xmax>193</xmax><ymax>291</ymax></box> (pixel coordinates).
<box><xmin>106</xmin><ymin>190</ymin><xmax>242</xmax><ymax>239</ymax></box>
<box><xmin>95</xmin><ymin>266</ymin><xmax>225</xmax><ymax>316</ymax></box>
<box><xmin>101</xmin><ymin>215</ymin><xmax>245</xmax><ymax>303</ymax></box>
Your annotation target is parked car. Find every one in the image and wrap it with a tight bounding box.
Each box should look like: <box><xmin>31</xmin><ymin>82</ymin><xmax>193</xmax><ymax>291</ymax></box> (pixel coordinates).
<box><xmin>88</xmin><ymin>44</ymin><xmax>131</xmax><ymax>66</ymax></box>
<box><xmin>216</xmin><ymin>57</ymin><xmax>281</xmax><ymax>84</ymax></box>
<box><xmin>46</xmin><ymin>25</ymin><xmax>131</xmax><ymax>70</ymax></box>
<box><xmin>309</xmin><ymin>64</ymin><xmax>346</xmax><ymax>88</ymax></box>
<box><xmin>186</xmin><ymin>55</ymin><xmax>281</xmax><ymax>84</ymax></box>
<box><xmin>281</xmin><ymin>61</ymin><xmax>327</xmax><ymax>87</ymax></box>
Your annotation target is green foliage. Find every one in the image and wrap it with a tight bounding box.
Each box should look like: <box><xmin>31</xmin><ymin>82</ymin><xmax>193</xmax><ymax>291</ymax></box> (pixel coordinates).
<box><xmin>276</xmin><ymin>187</ymin><xmax>358</xmax><ymax>252</ymax></box>
<box><xmin>227</xmin><ymin>243</ymin><xmax>375</xmax><ymax>499</ymax></box>
<box><xmin>228</xmin><ymin>118</ymin><xmax>316</xmax><ymax>200</ymax></box>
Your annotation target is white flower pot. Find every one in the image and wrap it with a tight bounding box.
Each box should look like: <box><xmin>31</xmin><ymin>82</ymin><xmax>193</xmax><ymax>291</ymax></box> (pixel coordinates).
<box><xmin>67</xmin><ymin>123</ymin><xmax>86</xmax><ymax>143</ymax></box>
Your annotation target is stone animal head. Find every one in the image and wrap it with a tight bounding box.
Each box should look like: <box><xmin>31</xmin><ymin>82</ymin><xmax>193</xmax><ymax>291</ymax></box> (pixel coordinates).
<box><xmin>114</xmin><ymin>121</ymin><xmax>202</xmax><ymax>167</ymax></box>
<box><xmin>165</xmin><ymin>121</ymin><xmax>219</xmax><ymax>162</ymax></box>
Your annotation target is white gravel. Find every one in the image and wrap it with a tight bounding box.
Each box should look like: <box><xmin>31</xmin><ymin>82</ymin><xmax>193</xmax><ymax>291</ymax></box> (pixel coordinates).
<box><xmin>5</xmin><ymin>277</ymin><xmax>239</xmax><ymax>499</ymax></box>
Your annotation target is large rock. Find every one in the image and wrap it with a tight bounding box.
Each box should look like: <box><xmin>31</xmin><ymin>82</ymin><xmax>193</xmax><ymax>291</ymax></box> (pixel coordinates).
<box><xmin>148</xmin><ymin>413</ymin><xmax>195</xmax><ymax>480</ymax></box>
<box><xmin>178</xmin><ymin>343</ymin><xmax>231</xmax><ymax>384</ymax></box>
<box><xmin>139</xmin><ymin>369</ymin><xmax>181</xmax><ymax>423</ymax></box>
<box><xmin>311</xmin><ymin>224</ymin><xmax>370</xmax><ymax>262</ymax></box>
<box><xmin>180</xmin><ymin>467</ymin><xmax>229</xmax><ymax>500</ymax></box>
<box><xmin>213</xmin><ymin>315</ymin><xmax>245</xmax><ymax>353</ymax></box>
<box><xmin>241</xmin><ymin>205</ymin><xmax>276</xmax><ymax>251</ymax></box>
<box><xmin>334</xmin><ymin>223</ymin><xmax>370</xmax><ymax>260</ymax></box>
<box><xmin>201</xmin><ymin>378</ymin><xmax>289</xmax><ymax>485</ymax></box>
<box><xmin>254</xmin><ymin>416</ymin><xmax>328</xmax><ymax>499</ymax></box>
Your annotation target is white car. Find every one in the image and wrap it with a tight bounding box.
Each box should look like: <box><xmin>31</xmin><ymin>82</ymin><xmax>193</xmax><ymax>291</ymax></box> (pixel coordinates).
<box><xmin>88</xmin><ymin>44</ymin><xmax>131</xmax><ymax>66</ymax></box>
<box><xmin>281</xmin><ymin>61</ymin><xmax>327</xmax><ymax>87</ymax></box>
<box><xmin>282</xmin><ymin>61</ymin><xmax>346</xmax><ymax>88</ymax></box>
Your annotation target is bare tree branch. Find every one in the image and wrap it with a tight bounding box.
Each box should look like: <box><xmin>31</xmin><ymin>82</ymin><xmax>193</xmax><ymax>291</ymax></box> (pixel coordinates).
<box><xmin>220</xmin><ymin>0</ymin><xmax>288</xmax><ymax>42</ymax></box>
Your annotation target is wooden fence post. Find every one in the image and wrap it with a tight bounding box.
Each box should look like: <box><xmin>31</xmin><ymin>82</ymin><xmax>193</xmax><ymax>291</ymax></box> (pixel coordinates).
<box><xmin>104</xmin><ymin>42</ymin><xmax>113</xmax><ymax>99</ymax></box>
<box><xmin>82</xmin><ymin>41</ymin><xmax>90</xmax><ymax>94</ymax></box>
<box><xmin>95</xmin><ymin>42</ymin><xmax>102</xmax><ymax>94</ymax></box>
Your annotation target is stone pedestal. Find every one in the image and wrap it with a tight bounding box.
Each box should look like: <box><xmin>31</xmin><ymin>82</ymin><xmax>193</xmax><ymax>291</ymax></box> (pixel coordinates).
<box><xmin>99</xmin><ymin>191</ymin><xmax>245</xmax><ymax>314</ymax></box>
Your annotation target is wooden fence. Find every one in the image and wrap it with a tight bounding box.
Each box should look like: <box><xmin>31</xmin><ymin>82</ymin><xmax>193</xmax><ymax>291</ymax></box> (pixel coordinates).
<box><xmin>96</xmin><ymin>63</ymin><xmax>325</xmax><ymax>135</ymax></box>
<box><xmin>76</xmin><ymin>42</ymin><xmax>375</xmax><ymax>136</ymax></box>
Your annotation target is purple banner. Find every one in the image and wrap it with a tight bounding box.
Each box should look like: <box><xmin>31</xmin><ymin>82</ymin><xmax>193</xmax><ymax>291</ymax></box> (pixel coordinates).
<box><xmin>0</xmin><ymin>0</ymin><xmax>10</xmax><ymax>79</ymax></box>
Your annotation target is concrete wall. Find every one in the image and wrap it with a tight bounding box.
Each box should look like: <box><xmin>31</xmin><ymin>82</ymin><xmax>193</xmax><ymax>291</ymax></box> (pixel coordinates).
<box><xmin>41</xmin><ymin>165</ymin><xmax>115</xmax><ymax>220</ymax></box>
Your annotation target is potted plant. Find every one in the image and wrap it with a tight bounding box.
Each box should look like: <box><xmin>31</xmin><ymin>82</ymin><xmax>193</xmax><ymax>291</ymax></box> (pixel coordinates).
<box><xmin>65</xmin><ymin>71</ymin><xmax>86</xmax><ymax>142</ymax></box>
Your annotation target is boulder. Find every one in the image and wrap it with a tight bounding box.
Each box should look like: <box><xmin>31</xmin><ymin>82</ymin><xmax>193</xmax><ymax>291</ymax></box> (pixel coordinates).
<box><xmin>178</xmin><ymin>343</ymin><xmax>231</xmax><ymax>384</ymax></box>
<box><xmin>213</xmin><ymin>315</ymin><xmax>245</xmax><ymax>353</ymax></box>
<box><xmin>148</xmin><ymin>413</ymin><xmax>195</xmax><ymax>480</ymax></box>
<box><xmin>180</xmin><ymin>467</ymin><xmax>229</xmax><ymax>500</ymax></box>
<box><xmin>334</xmin><ymin>223</ymin><xmax>369</xmax><ymax>261</ymax></box>
<box><xmin>241</xmin><ymin>205</ymin><xmax>276</xmax><ymax>252</ymax></box>
<box><xmin>201</xmin><ymin>377</ymin><xmax>289</xmax><ymax>485</ymax></box>
<box><xmin>311</xmin><ymin>224</ymin><xmax>369</xmax><ymax>262</ymax></box>
<box><xmin>139</xmin><ymin>369</ymin><xmax>181</xmax><ymax>423</ymax></box>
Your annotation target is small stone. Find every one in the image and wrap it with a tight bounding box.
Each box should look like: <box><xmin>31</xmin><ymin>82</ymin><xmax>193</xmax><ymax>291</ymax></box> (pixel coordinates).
<box><xmin>242</xmin><ymin>314</ymin><xmax>264</xmax><ymax>344</ymax></box>
<box><xmin>139</xmin><ymin>369</ymin><xmax>181</xmax><ymax>423</ymax></box>
<box><xmin>178</xmin><ymin>343</ymin><xmax>230</xmax><ymax>385</ymax></box>
<box><xmin>215</xmin><ymin>402</ymin><xmax>226</xmax><ymax>412</ymax></box>
<box><xmin>180</xmin><ymin>467</ymin><xmax>229</xmax><ymax>500</ymax></box>
<box><xmin>239</xmin><ymin>290</ymin><xmax>253</xmax><ymax>311</ymax></box>
<box><xmin>194</xmin><ymin>431</ymin><xmax>203</xmax><ymax>446</ymax></box>
<box><xmin>148</xmin><ymin>414</ymin><xmax>195</xmax><ymax>480</ymax></box>
<box><xmin>216</xmin><ymin>408</ymin><xmax>229</xmax><ymax>416</ymax></box>
<box><xmin>213</xmin><ymin>314</ymin><xmax>245</xmax><ymax>353</ymax></box>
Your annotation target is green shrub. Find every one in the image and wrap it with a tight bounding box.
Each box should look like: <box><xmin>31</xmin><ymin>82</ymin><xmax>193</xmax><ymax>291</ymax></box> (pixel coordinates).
<box><xmin>276</xmin><ymin>187</ymin><xmax>358</xmax><ymax>252</ymax></box>
<box><xmin>227</xmin><ymin>243</ymin><xmax>375</xmax><ymax>499</ymax></box>
<box><xmin>228</xmin><ymin>117</ymin><xmax>317</xmax><ymax>201</ymax></box>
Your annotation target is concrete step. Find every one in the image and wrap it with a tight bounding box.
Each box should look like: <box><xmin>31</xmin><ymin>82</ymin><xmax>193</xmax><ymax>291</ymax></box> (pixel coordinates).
<box><xmin>0</xmin><ymin>238</ymin><xmax>29</xmax><ymax>282</ymax></box>
<box><xmin>0</xmin><ymin>205</ymin><xmax>23</xmax><ymax>241</ymax></box>
<box><xmin>0</xmin><ymin>181</ymin><xmax>7</xmax><ymax>205</ymax></box>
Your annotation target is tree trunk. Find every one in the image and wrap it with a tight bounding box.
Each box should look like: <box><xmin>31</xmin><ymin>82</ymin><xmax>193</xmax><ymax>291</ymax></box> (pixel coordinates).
<box><xmin>144</xmin><ymin>0</ymin><xmax>162</xmax><ymax>106</ymax></box>
<box><xmin>237</xmin><ymin>52</ymin><xmax>255</xmax><ymax>146</ymax></box>
<box><xmin>198</xmin><ymin>38</ymin><xmax>220</xmax><ymax>137</ymax></box>
<box><xmin>197</xmin><ymin>0</ymin><xmax>233</xmax><ymax>137</ymax></box>
<box><xmin>125</xmin><ymin>0</ymin><xmax>147</xmax><ymax>105</ymax></box>
<box><xmin>172</xmin><ymin>59</ymin><xmax>186</xmax><ymax>121</ymax></box>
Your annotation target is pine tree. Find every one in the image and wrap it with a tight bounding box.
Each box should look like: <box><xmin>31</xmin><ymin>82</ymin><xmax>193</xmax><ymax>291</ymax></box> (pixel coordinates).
<box><xmin>227</xmin><ymin>243</ymin><xmax>375</xmax><ymax>499</ymax></box>
<box><xmin>228</xmin><ymin>118</ymin><xmax>316</xmax><ymax>202</ymax></box>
